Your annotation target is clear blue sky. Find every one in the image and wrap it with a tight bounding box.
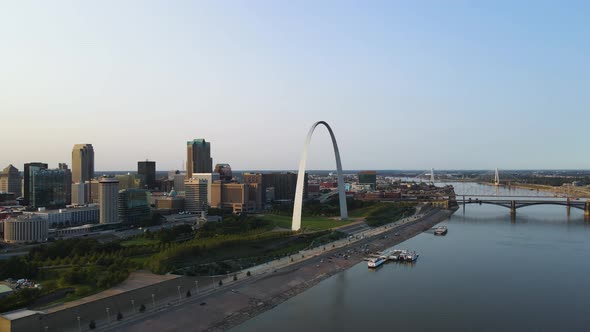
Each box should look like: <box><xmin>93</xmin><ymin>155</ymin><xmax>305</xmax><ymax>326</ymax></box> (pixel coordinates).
<box><xmin>1</xmin><ymin>1</ymin><xmax>589</xmax><ymax>171</ymax></box>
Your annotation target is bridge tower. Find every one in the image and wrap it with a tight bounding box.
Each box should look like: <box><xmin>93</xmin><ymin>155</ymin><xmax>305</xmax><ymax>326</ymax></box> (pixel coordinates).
<box><xmin>494</xmin><ymin>168</ymin><xmax>500</xmax><ymax>186</ymax></box>
<box><xmin>585</xmin><ymin>200</ymin><xmax>590</xmax><ymax>220</ymax></box>
<box><xmin>510</xmin><ymin>200</ymin><xmax>516</xmax><ymax>216</ymax></box>
<box><xmin>430</xmin><ymin>168</ymin><xmax>435</xmax><ymax>184</ymax></box>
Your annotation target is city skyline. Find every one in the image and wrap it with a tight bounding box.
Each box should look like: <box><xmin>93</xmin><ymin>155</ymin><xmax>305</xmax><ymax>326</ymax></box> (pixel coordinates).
<box><xmin>2</xmin><ymin>1</ymin><xmax>590</xmax><ymax>170</ymax></box>
<box><xmin>2</xmin><ymin>2</ymin><xmax>590</xmax><ymax>331</ymax></box>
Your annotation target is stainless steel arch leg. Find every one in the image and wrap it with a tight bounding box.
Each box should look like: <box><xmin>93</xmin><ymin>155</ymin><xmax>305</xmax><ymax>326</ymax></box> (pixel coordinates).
<box><xmin>292</xmin><ymin>121</ymin><xmax>348</xmax><ymax>231</ymax></box>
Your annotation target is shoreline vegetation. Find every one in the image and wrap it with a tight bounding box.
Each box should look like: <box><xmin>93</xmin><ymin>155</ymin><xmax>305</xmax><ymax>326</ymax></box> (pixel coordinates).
<box><xmin>0</xmin><ymin>200</ymin><xmax>415</xmax><ymax>313</ymax></box>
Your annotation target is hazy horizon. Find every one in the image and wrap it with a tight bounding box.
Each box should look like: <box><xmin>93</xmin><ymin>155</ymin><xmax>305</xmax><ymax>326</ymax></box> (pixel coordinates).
<box><xmin>2</xmin><ymin>1</ymin><xmax>589</xmax><ymax>171</ymax></box>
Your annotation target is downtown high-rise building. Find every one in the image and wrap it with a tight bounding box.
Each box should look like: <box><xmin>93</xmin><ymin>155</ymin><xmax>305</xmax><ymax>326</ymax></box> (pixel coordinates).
<box><xmin>118</xmin><ymin>189</ymin><xmax>150</xmax><ymax>224</ymax></box>
<box><xmin>243</xmin><ymin>172</ymin><xmax>308</xmax><ymax>202</ymax></box>
<box><xmin>0</xmin><ymin>164</ymin><xmax>22</xmax><ymax>197</ymax></box>
<box><xmin>99</xmin><ymin>177</ymin><xmax>119</xmax><ymax>224</ymax></box>
<box><xmin>184</xmin><ymin>177</ymin><xmax>208</xmax><ymax>214</ymax></box>
<box><xmin>137</xmin><ymin>160</ymin><xmax>156</xmax><ymax>189</ymax></box>
<box><xmin>72</xmin><ymin>144</ymin><xmax>94</xmax><ymax>184</ymax></box>
<box><xmin>59</xmin><ymin>163</ymin><xmax>72</xmax><ymax>205</ymax></box>
<box><xmin>30</xmin><ymin>168</ymin><xmax>68</xmax><ymax>209</ymax></box>
<box><xmin>214</xmin><ymin>163</ymin><xmax>233</xmax><ymax>182</ymax></box>
<box><xmin>186</xmin><ymin>139</ymin><xmax>212</xmax><ymax>178</ymax></box>
<box><xmin>23</xmin><ymin>162</ymin><xmax>48</xmax><ymax>206</ymax></box>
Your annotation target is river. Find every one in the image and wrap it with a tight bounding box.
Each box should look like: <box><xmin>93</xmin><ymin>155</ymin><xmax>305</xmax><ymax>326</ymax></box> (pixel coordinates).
<box><xmin>231</xmin><ymin>182</ymin><xmax>590</xmax><ymax>332</ymax></box>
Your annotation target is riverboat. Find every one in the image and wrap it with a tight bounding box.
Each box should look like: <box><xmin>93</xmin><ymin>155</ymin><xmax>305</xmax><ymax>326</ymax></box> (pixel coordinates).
<box><xmin>399</xmin><ymin>251</ymin><xmax>419</xmax><ymax>262</ymax></box>
<box><xmin>367</xmin><ymin>257</ymin><xmax>386</xmax><ymax>268</ymax></box>
<box><xmin>434</xmin><ymin>226</ymin><xmax>448</xmax><ymax>235</ymax></box>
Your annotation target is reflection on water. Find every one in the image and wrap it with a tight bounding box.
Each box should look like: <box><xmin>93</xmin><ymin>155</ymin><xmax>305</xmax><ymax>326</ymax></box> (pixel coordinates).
<box><xmin>231</xmin><ymin>183</ymin><xmax>590</xmax><ymax>332</ymax></box>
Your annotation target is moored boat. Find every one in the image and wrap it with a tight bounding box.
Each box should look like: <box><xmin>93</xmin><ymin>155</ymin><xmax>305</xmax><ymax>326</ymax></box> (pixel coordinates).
<box><xmin>434</xmin><ymin>225</ymin><xmax>448</xmax><ymax>235</ymax></box>
<box><xmin>400</xmin><ymin>251</ymin><xmax>419</xmax><ymax>262</ymax></box>
<box><xmin>368</xmin><ymin>257</ymin><xmax>386</xmax><ymax>268</ymax></box>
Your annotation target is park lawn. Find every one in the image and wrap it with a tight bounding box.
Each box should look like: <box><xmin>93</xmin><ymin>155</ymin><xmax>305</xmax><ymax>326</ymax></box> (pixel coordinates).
<box><xmin>258</xmin><ymin>214</ymin><xmax>351</xmax><ymax>231</ymax></box>
<box><xmin>348</xmin><ymin>202</ymin><xmax>411</xmax><ymax>218</ymax></box>
<box><xmin>120</xmin><ymin>238</ymin><xmax>160</xmax><ymax>247</ymax></box>
<box><xmin>171</xmin><ymin>231</ymin><xmax>337</xmax><ymax>276</ymax></box>
<box><xmin>129</xmin><ymin>255</ymin><xmax>152</xmax><ymax>266</ymax></box>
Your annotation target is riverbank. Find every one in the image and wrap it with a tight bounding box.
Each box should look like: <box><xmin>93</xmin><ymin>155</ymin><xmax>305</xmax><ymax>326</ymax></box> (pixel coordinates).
<box><xmin>112</xmin><ymin>207</ymin><xmax>455</xmax><ymax>332</ymax></box>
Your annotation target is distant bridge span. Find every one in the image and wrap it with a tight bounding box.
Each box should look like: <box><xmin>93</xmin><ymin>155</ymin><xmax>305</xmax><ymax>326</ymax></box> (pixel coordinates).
<box><xmin>457</xmin><ymin>198</ymin><xmax>590</xmax><ymax>216</ymax></box>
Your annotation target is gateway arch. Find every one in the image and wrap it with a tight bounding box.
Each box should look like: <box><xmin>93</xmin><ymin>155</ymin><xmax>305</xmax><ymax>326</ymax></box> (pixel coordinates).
<box><xmin>292</xmin><ymin>121</ymin><xmax>348</xmax><ymax>231</ymax></box>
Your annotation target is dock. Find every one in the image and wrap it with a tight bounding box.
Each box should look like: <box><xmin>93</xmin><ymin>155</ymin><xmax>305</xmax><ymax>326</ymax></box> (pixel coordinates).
<box><xmin>365</xmin><ymin>248</ymin><xmax>419</xmax><ymax>266</ymax></box>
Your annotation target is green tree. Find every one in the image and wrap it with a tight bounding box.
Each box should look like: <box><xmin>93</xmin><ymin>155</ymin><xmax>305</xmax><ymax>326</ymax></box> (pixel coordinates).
<box><xmin>89</xmin><ymin>320</ymin><xmax>96</xmax><ymax>330</ymax></box>
<box><xmin>139</xmin><ymin>304</ymin><xmax>146</xmax><ymax>313</ymax></box>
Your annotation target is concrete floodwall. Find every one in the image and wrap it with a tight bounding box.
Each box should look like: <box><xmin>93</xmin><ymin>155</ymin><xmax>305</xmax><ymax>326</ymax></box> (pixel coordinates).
<box><xmin>8</xmin><ymin>275</ymin><xmax>197</xmax><ymax>332</ymax></box>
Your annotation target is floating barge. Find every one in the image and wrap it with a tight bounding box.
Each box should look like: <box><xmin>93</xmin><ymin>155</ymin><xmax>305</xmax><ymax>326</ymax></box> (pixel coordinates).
<box><xmin>366</xmin><ymin>249</ymin><xmax>419</xmax><ymax>268</ymax></box>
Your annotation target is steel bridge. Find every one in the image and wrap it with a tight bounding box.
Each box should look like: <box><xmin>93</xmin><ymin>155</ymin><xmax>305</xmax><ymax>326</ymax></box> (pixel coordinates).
<box><xmin>457</xmin><ymin>197</ymin><xmax>590</xmax><ymax>217</ymax></box>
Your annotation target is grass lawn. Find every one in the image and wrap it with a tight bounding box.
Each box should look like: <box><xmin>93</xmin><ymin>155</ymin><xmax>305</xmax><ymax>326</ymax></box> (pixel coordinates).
<box><xmin>348</xmin><ymin>202</ymin><xmax>412</xmax><ymax>218</ymax></box>
<box><xmin>129</xmin><ymin>255</ymin><xmax>152</xmax><ymax>266</ymax></box>
<box><xmin>172</xmin><ymin>231</ymin><xmax>339</xmax><ymax>276</ymax></box>
<box><xmin>120</xmin><ymin>238</ymin><xmax>160</xmax><ymax>247</ymax></box>
<box><xmin>258</xmin><ymin>214</ymin><xmax>351</xmax><ymax>231</ymax></box>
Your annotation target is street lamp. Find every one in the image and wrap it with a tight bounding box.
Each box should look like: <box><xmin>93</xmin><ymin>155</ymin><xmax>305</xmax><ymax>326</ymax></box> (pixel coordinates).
<box><xmin>131</xmin><ymin>299</ymin><xmax>135</xmax><ymax>313</ymax></box>
<box><xmin>151</xmin><ymin>294</ymin><xmax>156</xmax><ymax>309</ymax></box>
<box><xmin>195</xmin><ymin>280</ymin><xmax>199</xmax><ymax>294</ymax></box>
<box><xmin>106</xmin><ymin>307</ymin><xmax>110</xmax><ymax>325</ymax></box>
<box><xmin>44</xmin><ymin>327</ymin><xmax>48</xmax><ymax>332</ymax></box>
<box><xmin>77</xmin><ymin>316</ymin><xmax>81</xmax><ymax>332</ymax></box>
<box><xmin>177</xmin><ymin>285</ymin><xmax>181</xmax><ymax>301</ymax></box>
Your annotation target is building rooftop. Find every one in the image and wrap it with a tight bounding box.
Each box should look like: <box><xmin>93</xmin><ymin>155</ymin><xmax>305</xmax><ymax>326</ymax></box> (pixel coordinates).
<box><xmin>99</xmin><ymin>177</ymin><xmax>119</xmax><ymax>183</ymax></box>
<box><xmin>2</xmin><ymin>164</ymin><xmax>18</xmax><ymax>174</ymax></box>
<box><xmin>187</xmin><ymin>138</ymin><xmax>208</xmax><ymax>145</ymax></box>
<box><xmin>5</xmin><ymin>214</ymin><xmax>45</xmax><ymax>222</ymax></box>
<box><xmin>24</xmin><ymin>205</ymin><xmax>99</xmax><ymax>215</ymax></box>
<box><xmin>0</xmin><ymin>309</ymin><xmax>43</xmax><ymax>321</ymax></box>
